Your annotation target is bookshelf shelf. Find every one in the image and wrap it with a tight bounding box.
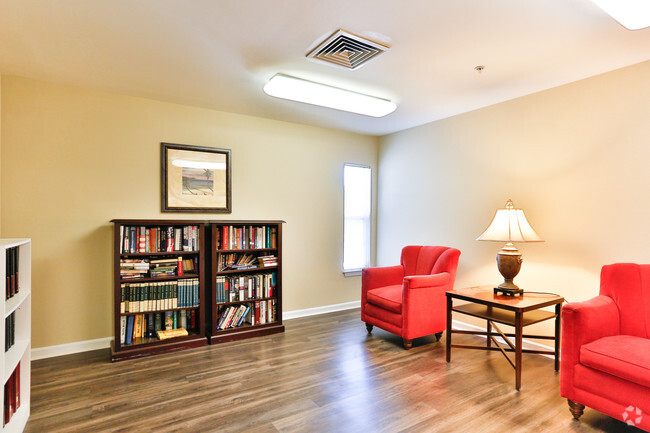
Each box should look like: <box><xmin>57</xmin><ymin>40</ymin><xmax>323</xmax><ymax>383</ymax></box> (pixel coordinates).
<box><xmin>3</xmin><ymin>291</ymin><xmax>28</xmax><ymax>319</ymax></box>
<box><xmin>110</xmin><ymin>220</ymin><xmax>207</xmax><ymax>362</ymax></box>
<box><xmin>1</xmin><ymin>238</ymin><xmax>31</xmax><ymax>432</ymax></box>
<box><xmin>118</xmin><ymin>274</ymin><xmax>200</xmax><ymax>284</ymax></box>
<box><xmin>215</xmin><ymin>266</ymin><xmax>278</xmax><ymax>276</ymax></box>
<box><xmin>216</xmin><ymin>296</ymin><xmax>277</xmax><ymax>307</ymax></box>
<box><xmin>216</xmin><ymin>248</ymin><xmax>278</xmax><ymax>254</ymax></box>
<box><xmin>208</xmin><ymin>221</ymin><xmax>285</xmax><ymax>344</ymax></box>
<box><xmin>3</xmin><ymin>340</ymin><xmax>28</xmax><ymax>384</ymax></box>
<box><xmin>120</xmin><ymin>250</ymin><xmax>199</xmax><ymax>257</ymax></box>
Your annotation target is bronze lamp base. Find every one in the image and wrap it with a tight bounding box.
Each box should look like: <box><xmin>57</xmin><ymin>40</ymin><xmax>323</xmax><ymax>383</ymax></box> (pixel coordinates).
<box><xmin>494</xmin><ymin>242</ymin><xmax>523</xmax><ymax>297</ymax></box>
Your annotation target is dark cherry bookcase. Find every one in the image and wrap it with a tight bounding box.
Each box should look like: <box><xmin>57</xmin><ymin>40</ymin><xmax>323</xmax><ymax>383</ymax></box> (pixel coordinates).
<box><xmin>111</xmin><ymin>219</ymin><xmax>207</xmax><ymax>361</ymax></box>
<box><xmin>207</xmin><ymin>220</ymin><xmax>285</xmax><ymax>344</ymax></box>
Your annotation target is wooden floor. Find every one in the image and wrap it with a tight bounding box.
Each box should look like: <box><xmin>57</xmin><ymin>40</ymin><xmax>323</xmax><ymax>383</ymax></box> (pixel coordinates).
<box><xmin>26</xmin><ymin>309</ymin><xmax>642</xmax><ymax>433</ymax></box>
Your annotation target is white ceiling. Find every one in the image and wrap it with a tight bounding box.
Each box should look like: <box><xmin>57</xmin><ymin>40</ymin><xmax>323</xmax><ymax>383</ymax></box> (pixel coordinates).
<box><xmin>0</xmin><ymin>0</ymin><xmax>649</xmax><ymax>136</ymax></box>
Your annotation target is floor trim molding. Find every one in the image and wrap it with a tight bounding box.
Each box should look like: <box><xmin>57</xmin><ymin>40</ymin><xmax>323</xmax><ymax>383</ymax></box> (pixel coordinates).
<box><xmin>31</xmin><ymin>303</ymin><xmax>554</xmax><ymax>360</ymax></box>
<box><xmin>31</xmin><ymin>337</ymin><xmax>114</xmax><ymax>360</ymax></box>
<box><xmin>282</xmin><ymin>300</ymin><xmax>361</xmax><ymax>320</ymax></box>
<box><xmin>31</xmin><ymin>301</ymin><xmax>363</xmax><ymax>360</ymax></box>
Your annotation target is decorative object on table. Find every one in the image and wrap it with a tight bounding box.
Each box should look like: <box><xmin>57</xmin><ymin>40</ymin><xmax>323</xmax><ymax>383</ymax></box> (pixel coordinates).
<box><xmin>560</xmin><ymin>263</ymin><xmax>650</xmax><ymax>430</ymax></box>
<box><xmin>161</xmin><ymin>143</ymin><xmax>231</xmax><ymax>213</ymax></box>
<box><xmin>476</xmin><ymin>199</ymin><xmax>543</xmax><ymax>296</ymax></box>
<box><xmin>361</xmin><ymin>245</ymin><xmax>461</xmax><ymax>350</ymax></box>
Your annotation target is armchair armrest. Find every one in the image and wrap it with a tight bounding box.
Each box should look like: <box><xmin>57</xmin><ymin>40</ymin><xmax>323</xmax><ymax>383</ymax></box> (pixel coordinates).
<box><xmin>560</xmin><ymin>295</ymin><xmax>620</xmax><ymax>395</ymax></box>
<box><xmin>403</xmin><ymin>273</ymin><xmax>451</xmax><ymax>289</ymax></box>
<box><xmin>361</xmin><ymin>265</ymin><xmax>404</xmax><ymax>293</ymax></box>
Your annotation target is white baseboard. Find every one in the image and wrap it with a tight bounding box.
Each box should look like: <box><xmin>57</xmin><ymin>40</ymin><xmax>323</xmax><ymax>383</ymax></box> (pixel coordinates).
<box><xmin>282</xmin><ymin>300</ymin><xmax>361</xmax><ymax>320</ymax></box>
<box><xmin>451</xmin><ymin>319</ymin><xmax>555</xmax><ymax>359</ymax></box>
<box><xmin>31</xmin><ymin>336</ymin><xmax>113</xmax><ymax>360</ymax></box>
<box><xmin>30</xmin><ymin>303</ymin><xmax>554</xmax><ymax>361</ymax></box>
<box><xmin>31</xmin><ymin>301</ymin><xmax>362</xmax><ymax>360</ymax></box>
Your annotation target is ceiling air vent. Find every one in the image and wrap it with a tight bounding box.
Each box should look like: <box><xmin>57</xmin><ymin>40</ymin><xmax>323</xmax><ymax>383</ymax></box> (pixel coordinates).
<box><xmin>306</xmin><ymin>29</ymin><xmax>390</xmax><ymax>70</ymax></box>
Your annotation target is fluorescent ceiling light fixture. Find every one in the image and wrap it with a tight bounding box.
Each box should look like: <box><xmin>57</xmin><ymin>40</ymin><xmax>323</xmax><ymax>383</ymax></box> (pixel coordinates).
<box><xmin>172</xmin><ymin>160</ymin><xmax>226</xmax><ymax>170</ymax></box>
<box><xmin>590</xmin><ymin>0</ymin><xmax>650</xmax><ymax>30</ymax></box>
<box><xmin>263</xmin><ymin>74</ymin><xmax>396</xmax><ymax>117</ymax></box>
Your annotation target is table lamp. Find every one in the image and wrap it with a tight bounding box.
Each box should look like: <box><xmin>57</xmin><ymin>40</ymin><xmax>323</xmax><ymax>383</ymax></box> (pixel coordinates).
<box><xmin>476</xmin><ymin>199</ymin><xmax>544</xmax><ymax>296</ymax></box>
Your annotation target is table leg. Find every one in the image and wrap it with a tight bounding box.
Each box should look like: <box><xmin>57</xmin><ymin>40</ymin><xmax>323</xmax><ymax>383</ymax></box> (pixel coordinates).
<box><xmin>555</xmin><ymin>303</ymin><xmax>561</xmax><ymax>371</ymax></box>
<box><xmin>446</xmin><ymin>295</ymin><xmax>452</xmax><ymax>363</ymax></box>
<box><xmin>486</xmin><ymin>306</ymin><xmax>492</xmax><ymax>348</ymax></box>
<box><xmin>515</xmin><ymin>311</ymin><xmax>523</xmax><ymax>391</ymax></box>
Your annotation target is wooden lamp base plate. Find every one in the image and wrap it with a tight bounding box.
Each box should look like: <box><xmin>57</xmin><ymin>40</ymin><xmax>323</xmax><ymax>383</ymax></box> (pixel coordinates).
<box><xmin>494</xmin><ymin>286</ymin><xmax>524</xmax><ymax>297</ymax></box>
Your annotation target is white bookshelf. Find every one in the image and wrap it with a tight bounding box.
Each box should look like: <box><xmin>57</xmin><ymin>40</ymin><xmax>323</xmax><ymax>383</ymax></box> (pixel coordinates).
<box><xmin>1</xmin><ymin>240</ymin><xmax>30</xmax><ymax>433</ymax></box>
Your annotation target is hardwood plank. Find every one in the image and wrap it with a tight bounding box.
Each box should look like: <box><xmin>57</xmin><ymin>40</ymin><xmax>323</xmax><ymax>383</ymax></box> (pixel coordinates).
<box><xmin>25</xmin><ymin>309</ymin><xmax>642</xmax><ymax>432</ymax></box>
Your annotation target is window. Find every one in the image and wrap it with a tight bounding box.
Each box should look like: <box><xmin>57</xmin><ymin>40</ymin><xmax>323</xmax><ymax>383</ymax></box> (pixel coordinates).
<box><xmin>343</xmin><ymin>164</ymin><xmax>371</xmax><ymax>273</ymax></box>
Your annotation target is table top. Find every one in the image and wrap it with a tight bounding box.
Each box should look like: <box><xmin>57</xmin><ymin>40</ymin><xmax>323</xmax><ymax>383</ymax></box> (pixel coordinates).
<box><xmin>447</xmin><ymin>286</ymin><xmax>564</xmax><ymax>312</ymax></box>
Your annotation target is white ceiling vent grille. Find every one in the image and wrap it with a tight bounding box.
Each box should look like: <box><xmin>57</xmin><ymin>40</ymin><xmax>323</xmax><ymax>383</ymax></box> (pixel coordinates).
<box><xmin>306</xmin><ymin>29</ymin><xmax>390</xmax><ymax>70</ymax></box>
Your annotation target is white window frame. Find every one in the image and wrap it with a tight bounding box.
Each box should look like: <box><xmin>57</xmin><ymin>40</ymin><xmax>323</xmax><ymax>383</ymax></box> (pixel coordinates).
<box><xmin>343</xmin><ymin>163</ymin><xmax>372</xmax><ymax>276</ymax></box>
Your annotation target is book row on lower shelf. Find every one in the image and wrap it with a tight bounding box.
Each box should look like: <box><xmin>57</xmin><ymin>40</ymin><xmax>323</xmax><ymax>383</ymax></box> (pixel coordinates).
<box><xmin>120</xmin><ymin>225</ymin><xmax>200</xmax><ymax>254</ymax></box>
<box><xmin>120</xmin><ymin>279</ymin><xmax>200</xmax><ymax>313</ymax></box>
<box><xmin>5</xmin><ymin>312</ymin><xmax>15</xmax><ymax>352</ymax></box>
<box><xmin>3</xmin><ymin>363</ymin><xmax>21</xmax><ymax>427</ymax></box>
<box><xmin>120</xmin><ymin>310</ymin><xmax>197</xmax><ymax>345</ymax></box>
<box><xmin>216</xmin><ymin>299</ymin><xmax>277</xmax><ymax>330</ymax></box>
<box><xmin>5</xmin><ymin>246</ymin><xmax>19</xmax><ymax>301</ymax></box>
<box><xmin>216</xmin><ymin>272</ymin><xmax>276</xmax><ymax>303</ymax></box>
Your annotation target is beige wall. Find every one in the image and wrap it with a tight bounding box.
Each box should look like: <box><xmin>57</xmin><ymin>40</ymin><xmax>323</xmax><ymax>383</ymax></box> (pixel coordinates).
<box><xmin>0</xmin><ymin>75</ymin><xmax>378</xmax><ymax>348</ymax></box>
<box><xmin>378</xmin><ymin>61</ymin><xmax>650</xmax><ymax>337</ymax></box>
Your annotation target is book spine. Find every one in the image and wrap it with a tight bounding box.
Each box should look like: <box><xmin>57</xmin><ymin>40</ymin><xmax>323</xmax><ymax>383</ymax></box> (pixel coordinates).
<box><xmin>119</xmin><ymin>226</ymin><xmax>125</xmax><ymax>255</ymax></box>
<box><xmin>120</xmin><ymin>316</ymin><xmax>126</xmax><ymax>345</ymax></box>
<box><xmin>125</xmin><ymin>315</ymin><xmax>134</xmax><ymax>345</ymax></box>
<box><xmin>166</xmin><ymin>227</ymin><xmax>174</xmax><ymax>252</ymax></box>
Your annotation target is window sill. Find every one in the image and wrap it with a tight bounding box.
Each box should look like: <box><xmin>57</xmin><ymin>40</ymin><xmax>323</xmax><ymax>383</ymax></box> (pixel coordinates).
<box><xmin>343</xmin><ymin>269</ymin><xmax>362</xmax><ymax>277</ymax></box>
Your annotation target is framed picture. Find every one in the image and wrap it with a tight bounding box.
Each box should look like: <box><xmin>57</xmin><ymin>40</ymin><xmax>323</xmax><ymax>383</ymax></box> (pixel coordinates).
<box><xmin>161</xmin><ymin>142</ymin><xmax>232</xmax><ymax>213</ymax></box>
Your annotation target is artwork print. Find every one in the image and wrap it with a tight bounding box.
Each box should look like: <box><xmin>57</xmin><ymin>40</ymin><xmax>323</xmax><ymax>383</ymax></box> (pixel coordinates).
<box><xmin>161</xmin><ymin>143</ymin><xmax>232</xmax><ymax>213</ymax></box>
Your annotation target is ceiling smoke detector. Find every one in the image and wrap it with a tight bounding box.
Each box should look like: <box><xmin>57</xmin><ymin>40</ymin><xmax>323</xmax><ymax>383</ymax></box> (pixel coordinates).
<box><xmin>306</xmin><ymin>29</ymin><xmax>390</xmax><ymax>70</ymax></box>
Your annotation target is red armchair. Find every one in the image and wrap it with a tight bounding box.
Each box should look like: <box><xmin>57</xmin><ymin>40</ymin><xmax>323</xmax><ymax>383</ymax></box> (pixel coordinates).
<box><xmin>361</xmin><ymin>245</ymin><xmax>461</xmax><ymax>349</ymax></box>
<box><xmin>561</xmin><ymin>263</ymin><xmax>650</xmax><ymax>430</ymax></box>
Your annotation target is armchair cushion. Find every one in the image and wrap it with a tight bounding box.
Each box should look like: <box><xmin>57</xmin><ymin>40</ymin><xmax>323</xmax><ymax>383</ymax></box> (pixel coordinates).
<box><xmin>580</xmin><ymin>335</ymin><xmax>650</xmax><ymax>389</ymax></box>
<box><xmin>367</xmin><ymin>285</ymin><xmax>402</xmax><ymax>314</ymax></box>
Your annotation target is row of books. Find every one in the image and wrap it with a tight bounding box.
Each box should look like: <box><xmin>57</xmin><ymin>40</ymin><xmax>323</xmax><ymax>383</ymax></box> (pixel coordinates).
<box><xmin>5</xmin><ymin>246</ymin><xmax>19</xmax><ymax>300</ymax></box>
<box><xmin>216</xmin><ymin>225</ymin><xmax>277</xmax><ymax>250</ymax></box>
<box><xmin>215</xmin><ymin>272</ymin><xmax>276</xmax><ymax>303</ymax></box>
<box><xmin>120</xmin><ymin>225</ymin><xmax>200</xmax><ymax>254</ymax></box>
<box><xmin>3</xmin><ymin>363</ymin><xmax>20</xmax><ymax>427</ymax></box>
<box><xmin>119</xmin><ymin>256</ymin><xmax>197</xmax><ymax>280</ymax></box>
<box><xmin>5</xmin><ymin>312</ymin><xmax>15</xmax><ymax>352</ymax></box>
<box><xmin>216</xmin><ymin>253</ymin><xmax>278</xmax><ymax>272</ymax></box>
<box><xmin>216</xmin><ymin>299</ymin><xmax>277</xmax><ymax>330</ymax></box>
<box><xmin>120</xmin><ymin>310</ymin><xmax>197</xmax><ymax>345</ymax></box>
<box><xmin>120</xmin><ymin>279</ymin><xmax>200</xmax><ymax>313</ymax></box>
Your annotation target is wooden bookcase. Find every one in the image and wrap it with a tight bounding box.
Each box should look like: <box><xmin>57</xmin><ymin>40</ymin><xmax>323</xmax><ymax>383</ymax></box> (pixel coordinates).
<box><xmin>111</xmin><ymin>220</ymin><xmax>207</xmax><ymax>361</ymax></box>
<box><xmin>208</xmin><ymin>221</ymin><xmax>285</xmax><ymax>344</ymax></box>
<box><xmin>1</xmin><ymin>239</ymin><xmax>31</xmax><ymax>432</ymax></box>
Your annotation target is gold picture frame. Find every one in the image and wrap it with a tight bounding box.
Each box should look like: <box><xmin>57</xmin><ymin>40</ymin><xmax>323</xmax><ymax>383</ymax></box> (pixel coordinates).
<box><xmin>161</xmin><ymin>142</ymin><xmax>232</xmax><ymax>213</ymax></box>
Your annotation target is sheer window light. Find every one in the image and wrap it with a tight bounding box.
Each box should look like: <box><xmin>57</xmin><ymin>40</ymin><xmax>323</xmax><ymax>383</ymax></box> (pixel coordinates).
<box><xmin>343</xmin><ymin>164</ymin><xmax>371</xmax><ymax>272</ymax></box>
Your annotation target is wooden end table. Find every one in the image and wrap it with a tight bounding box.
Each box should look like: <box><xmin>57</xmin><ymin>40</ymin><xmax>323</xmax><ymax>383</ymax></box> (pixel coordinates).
<box><xmin>445</xmin><ymin>286</ymin><xmax>564</xmax><ymax>390</ymax></box>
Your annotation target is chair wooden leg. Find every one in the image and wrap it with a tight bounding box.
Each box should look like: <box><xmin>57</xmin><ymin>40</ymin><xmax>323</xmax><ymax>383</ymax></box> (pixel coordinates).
<box><xmin>403</xmin><ymin>339</ymin><xmax>413</xmax><ymax>350</ymax></box>
<box><xmin>365</xmin><ymin>323</ymin><xmax>373</xmax><ymax>334</ymax></box>
<box><xmin>568</xmin><ymin>399</ymin><xmax>585</xmax><ymax>420</ymax></box>
<box><xmin>434</xmin><ymin>332</ymin><xmax>443</xmax><ymax>341</ymax></box>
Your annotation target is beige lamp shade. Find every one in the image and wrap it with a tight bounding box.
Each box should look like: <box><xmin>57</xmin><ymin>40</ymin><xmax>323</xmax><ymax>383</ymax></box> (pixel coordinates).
<box><xmin>476</xmin><ymin>200</ymin><xmax>544</xmax><ymax>243</ymax></box>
